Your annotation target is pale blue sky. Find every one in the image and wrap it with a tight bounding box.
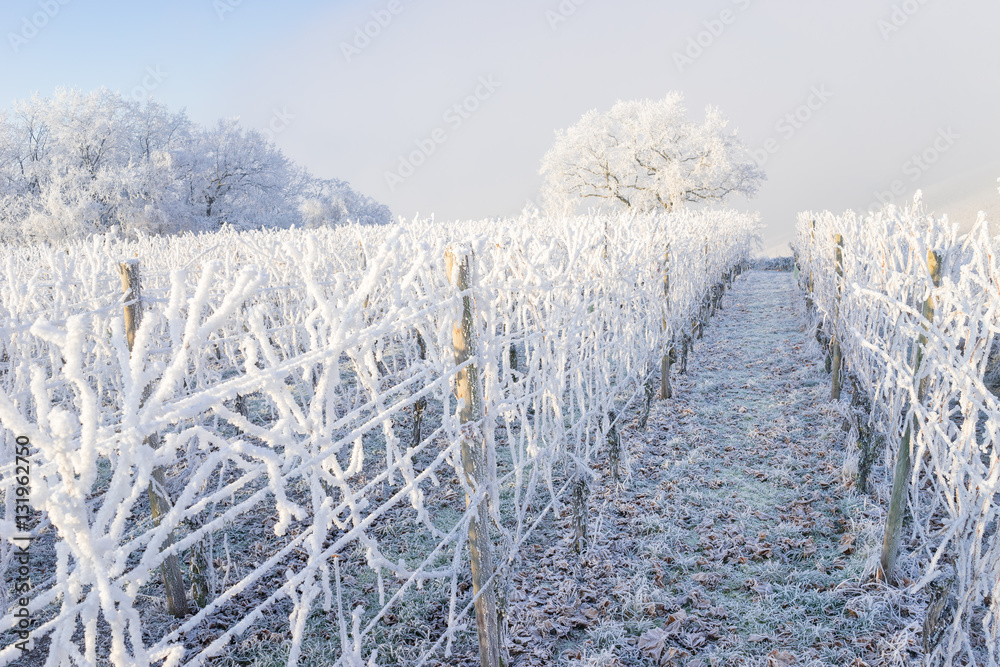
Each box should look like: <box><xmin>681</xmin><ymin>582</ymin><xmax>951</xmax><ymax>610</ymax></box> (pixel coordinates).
<box><xmin>3</xmin><ymin>0</ymin><xmax>999</xmax><ymax>253</ymax></box>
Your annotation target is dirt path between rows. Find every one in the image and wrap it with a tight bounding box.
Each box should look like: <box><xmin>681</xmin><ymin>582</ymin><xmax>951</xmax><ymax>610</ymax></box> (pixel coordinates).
<box><xmin>502</xmin><ymin>270</ymin><xmax>915</xmax><ymax>667</ymax></box>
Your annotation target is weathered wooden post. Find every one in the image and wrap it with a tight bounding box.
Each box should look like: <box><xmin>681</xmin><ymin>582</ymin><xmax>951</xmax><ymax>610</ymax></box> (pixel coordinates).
<box><xmin>879</xmin><ymin>249</ymin><xmax>942</xmax><ymax>582</ymax></box>
<box><xmin>412</xmin><ymin>331</ymin><xmax>427</xmax><ymax>446</ymax></box>
<box><xmin>606</xmin><ymin>409</ymin><xmax>621</xmax><ymax>483</ymax></box>
<box><xmin>661</xmin><ymin>245</ymin><xmax>673</xmax><ymax>400</ymax></box>
<box><xmin>679</xmin><ymin>334</ymin><xmax>690</xmax><ymax>375</ymax></box>
<box><xmin>118</xmin><ymin>260</ymin><xmax>190</xmax><ymax>618</ymax></box>
<box><xmin>570</xmin><ymin>474</ymin><xmax>589</xmax><ymax>554</ymax></box>
<box><xmin>445</xmin><ymin>247</ymin><xmax>501</xmax><ymax>667</ymax></box>
<box><xmin>702</xmin><ymin>238</ymin><xmax>710</xmax><ymax>327</ymax></box>
<box><xmin>849</xmin><ymin>376</ymin><xmax>880</xmax><ymax>494</ymax></box>
<box><xmin>830</xmin><ymin>234</ymin><xmax>845</xmax><ymax>401</ymax></box>
<box><xmin>805</xmin><ymin>220</ymin><xmax>816</xmax><ymax>312</ymax></box>
<box><xmin>639</xmin><ymin>378</ymin><xmax>655</xmax><ymax>429</ymax></box>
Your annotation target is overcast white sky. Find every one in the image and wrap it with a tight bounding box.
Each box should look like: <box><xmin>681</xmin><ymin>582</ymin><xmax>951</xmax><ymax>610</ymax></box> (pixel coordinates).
<box><xmin>3</xmin><ymin>0</ymin><xmax>999</xmax><ymax>253</ymax></box>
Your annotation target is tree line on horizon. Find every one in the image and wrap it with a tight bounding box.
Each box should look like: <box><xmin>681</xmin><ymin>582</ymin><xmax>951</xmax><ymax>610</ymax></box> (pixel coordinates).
<box><xmin>0</xmin><ymin>87</ymin><xmax>763</xmax><ymax>245</ymax></box>
<box><xmin>0</xmin><ymin>88</ymin><xmax>391</xmax><ymax>244</ymax></box>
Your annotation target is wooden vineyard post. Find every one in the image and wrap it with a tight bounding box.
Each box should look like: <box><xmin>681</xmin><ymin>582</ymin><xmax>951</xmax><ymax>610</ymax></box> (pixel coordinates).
<box><xmin>879</xmin><ymin>249</ymin><xmax>942</xmax><ymax>582</ymax></box>
<box><xmin>639</xmin><ymin>378</ymin><xmax>655</xmax><ymax>429</ymax></box>
<box><xmin>606</xmin><ymin>410</ymin><xmax>621</xmax><ymax>483</ymax></box>
<box><xmin>661</xmin><ymin>244</ymin><xmax>673</xmax><ymax>400</ymax></box>
<box><xmin>412</xmin><ymin>331</ymin><xmax>427</xmax><ymax>446</ymax></box>
<box><xmin>445</xmin><ymin>247</ymin><xmax>501</xmax><ymax>667</ymax></box>
<box><xmin>679</xmin><ymin>334</ymin><xmax>689</xmax><ymax>375</ymax></box>
<box><xmin>571</xmin><ymin>474</ymin><xmax>589</xmax><ymax>553</ymax></box>
<box><xmin>700</xmin><ymin>238</ymin><xmax>709</xmax><ymax>336</ymax></box>
<box><xmin>830</xmin><ymin>234</ymin><xmax>845</xmax><ymax>401</ymax></box>
<box><xmin>805</xmin><ymin>220</ymin><xmax>816</xmax><ymax>312</ymax></box>
<box><xmin>118</xmin><ymin>260</ymin><xmax>190</xmax><ymax>618</ymax></box>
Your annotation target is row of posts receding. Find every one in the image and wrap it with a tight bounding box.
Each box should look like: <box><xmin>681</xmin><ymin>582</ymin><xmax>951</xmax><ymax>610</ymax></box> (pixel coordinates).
<box><xmin>796</xmin><ymin>226</ymin><xmax>942</xmax><ymax>583</ymax></box>
<box><xmin>117</xmin><ymin>242</ymin><xmax>743</xmax><ymax>665</ymax></box>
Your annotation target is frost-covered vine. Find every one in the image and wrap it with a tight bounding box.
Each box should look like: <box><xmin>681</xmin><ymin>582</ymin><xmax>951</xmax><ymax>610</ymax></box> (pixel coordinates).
<box><xmin>795</xmin><ymin>197</ymin><xmax>1000</xmax><ymax>666</ymax></box>
<box><xmin>0</xmin><ymin>210</ymin><xmax>760</xmax><ymax>666</ymax></box>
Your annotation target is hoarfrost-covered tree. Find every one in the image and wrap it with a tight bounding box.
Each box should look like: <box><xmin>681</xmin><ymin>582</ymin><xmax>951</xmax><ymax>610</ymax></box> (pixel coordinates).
<box><xmin>298</xmin><ymin>176</ymin><xmax>392</xmax><ymax>228</ymax></box>
<box><xmin>0</xmin><ymin>88</ymin><xmax>391</xmax><ymax>243</ymax></box>
<box><xmin>540</xmin><ymin>92</ymin><xmax>765</xmax><ymax>214</ymax></box>
<box><xmin>182</xmin><ymin>118</ymin><xmax>297</xmax><ymax>230</ymax></box>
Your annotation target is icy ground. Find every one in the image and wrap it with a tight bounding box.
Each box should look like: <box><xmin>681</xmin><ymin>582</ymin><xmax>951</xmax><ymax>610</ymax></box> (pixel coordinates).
<box><xmin>491</xmin><ymin>271</ymin><xmax>921</xmax><ymax>667</ymax></box>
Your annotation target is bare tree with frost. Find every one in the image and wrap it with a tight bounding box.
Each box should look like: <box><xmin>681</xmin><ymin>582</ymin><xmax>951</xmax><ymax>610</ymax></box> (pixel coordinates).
<box><xmin>540</xmin><ymin>92</ymin><xmax>765</xmax><ymax>214</ymax></box>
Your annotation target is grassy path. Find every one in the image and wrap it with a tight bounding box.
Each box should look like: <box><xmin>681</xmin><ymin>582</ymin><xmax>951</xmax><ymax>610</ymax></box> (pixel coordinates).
<box><xmin>505</xmin><ymin>271</ymin><xmax>912</xmax><ymax>667</ymax></box>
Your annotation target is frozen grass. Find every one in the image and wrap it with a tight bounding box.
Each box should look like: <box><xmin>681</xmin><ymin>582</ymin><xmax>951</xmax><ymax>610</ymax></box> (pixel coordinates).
<box><xmin>502</xmin><ymin>271</ymin><xmax>926</xmax><ymax>666</ymax></box>
<box><xmin>188</xmin><ymin>270</ymin><xmax>932</xmax><ymax>666</ymax></box>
